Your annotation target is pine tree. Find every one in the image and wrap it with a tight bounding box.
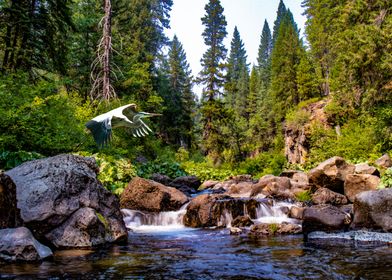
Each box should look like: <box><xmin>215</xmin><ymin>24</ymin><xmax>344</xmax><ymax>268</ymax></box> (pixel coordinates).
<box><xmin>198</xmin><ymin>0</ymin><xmax>227</xmax><ymax>101</ymax></box>
<box><xmin>112</xmin><ymin>0</ymin><xmax>173</xmax><ymax>109</ymax></box>
<box><xmin>226</xmin><ymin>26</ymin><xmax>249</xmax><ymax>115</ymax></box>
<box><xmin>257</xmin><ymin>19</ymin><xmax>272</xmax><ymax>89</ymax></box>
<box><xmin>198</xmin><ymin>0</ymin><xmax>228</xmax><ymax>161</ymax></box>
<box><xmin>0</xmin><ymin>0</ymin><xmax>73</xmax><ymax>74</ymax></box>
<box><xmin>160</xmin><ymin>35</ymin><xmax>196</xmax><ymax>148</ymax></box>
<box><xmin>270</xmin><ymin>9</ymin><xmax>302</xmax><ymax>121</ymax></box>
<box><xmin>272</xmin><ymin>0</ymin><xmax>287</xmax><ymax>47</ymax></box>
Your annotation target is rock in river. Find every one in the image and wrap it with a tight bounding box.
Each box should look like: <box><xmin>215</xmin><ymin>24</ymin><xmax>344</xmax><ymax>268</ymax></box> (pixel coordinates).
<box><xmin>120</xmin><ymin>177</ymin><xmax>188</xmax><ymax>212</ymax></box>
<box><xmin>6</xmin><ymin>154</ymin><xmax>127</xmax><ymax>248</ymax></box>
<box><xmin>0</xmin><ymin>227</ymin><xmax>52</xmax><ymax>262</ymax></box>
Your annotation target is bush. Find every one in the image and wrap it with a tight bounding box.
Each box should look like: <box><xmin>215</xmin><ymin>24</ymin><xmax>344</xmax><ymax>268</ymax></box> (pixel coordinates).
<box><xmin>379</xmin><ymin>168</ymin><xmax>392</xmax><ymax>189</ymax></box>
<box><xmin>181</xmin><ymin>160</ymin><xmax>235</xmax><ymax>182</ymax></box>
<box><xmin>308</xmin><ymin>115</ymin><xmax>380</xmax><ymax>167</ymax></box>
<box><xmin>238</xmin><ymin>152</ymin><xmax>287</xmax><ymax>178</ymax></box>
<box><xmin>0</xmin><ymin>73</ymin><xmax>92</xmax><ymax>155</ymax></box>
<box><xmin>76</xmin><ymin>151</ymin><xmax>137</xmax><ymax>195</ymax></box>
<box><xmin>136</xmin><ymin>160</ymin><xmax>187</xmax><ymax>179</ymax></box>
<box><xmin>0</xmin><ymin>151</ymin><xmax>44</xmax><ymax>170</ymax></box>
<box><xmin>295</xmin><ymin>190</ymin><xmax>312</xmax><ymax>202</ymax></box>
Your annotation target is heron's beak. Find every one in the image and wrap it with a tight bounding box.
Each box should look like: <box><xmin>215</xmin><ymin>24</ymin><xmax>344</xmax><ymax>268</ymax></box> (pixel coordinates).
<box><xmin>143</xmin><ymin>112</ymin><xmax>162</xmax><ymax>117</ymax></box>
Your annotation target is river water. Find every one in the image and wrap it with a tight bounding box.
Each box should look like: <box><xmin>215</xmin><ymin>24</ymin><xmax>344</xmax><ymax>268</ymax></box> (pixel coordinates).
<box><xmin>1</xmin><ymin>202</ymin><xmax>392</xmax><ymax>279</ymax></box>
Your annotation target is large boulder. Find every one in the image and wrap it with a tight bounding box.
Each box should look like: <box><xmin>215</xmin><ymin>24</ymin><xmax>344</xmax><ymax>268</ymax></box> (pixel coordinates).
<box><xmin>311</xmin><ymin>187</ymin><xmax>348</xmax><ymax>205</ymax></box>
<box><xmin>375</xmin><ymin>154</ymin><xmax>392</xmax><ymax>169</ymax></box>
<box><xmin>250</xmin><ymin>175</ymin><xmax>292</xmax><ymax>199</ymax></box>
<box><xmin>344</xmin><ymin>174</ymin><xmax>380</xmax><ymax>203</ymax></box>
<box><xmin>352</xmin><ymin>189</ymin><xmax>392</xmax><ymax>231</ymax></box>
<box><xmin>6</xmin><ymin>154</ymin><xmax>127</xmax><ymax>248</ymax></box>
<box><xmin>169</xmin><ymin>175</ymin><xmax>201</xmax><ymax>196</ymax></box>
<box><xmin>183</xmin><ymin>194</ymin><xmax>259</xmax><ymax>228</ymax></box>
<box><xmin>302</xmin><ymin>204</ymin><xmax>351</xmax><ymax>235</ymax></box>
<box><xmin>0</xmin><ymin>172</ymin><xmax>21</xmax><ymax>229</ymax></box>
<box><xmin>0</xmin><ymin>227</ymin><xmax>52</xmax><ymax>262</ymax></box>
<box><xmin>308</xmin><ymin>156</ymin><xmax>355</xmax><ymax>193</ymax></box>
<box><xmin>120</xmin><ymin>177</ymin><xmax>188</xmax><ymax>212</ymax></box>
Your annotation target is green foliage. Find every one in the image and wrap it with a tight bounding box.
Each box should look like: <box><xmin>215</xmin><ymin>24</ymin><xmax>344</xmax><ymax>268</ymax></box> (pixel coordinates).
<box><xmin>237</xmin><ymin>152</ymin><xmax>287</xmax><ymax>178</ymax></box>
<box><xmin>181</xmin><ymin>160</ymin><xmax>235</xmax><ymax>182</ymax></box>
<box><xmin>285</xmin><ymin>109</ymin><xmax>311</xmax><ymax>130</ymax></box>
<box><xmin>136</xmin><ymin>160</ymin><xmax>187</xmax><ymax>180</ymax></box>
<box><xmin>77</xmin><ymin>151</ymin><xmax>137</xmax><ymax>195</ymax></box>
<box><xmin>379</xmin><ymin>168</ymin><xmax>392</xmax><ymax>189</ymax></box>
<box><xmin>295</xmin><ymin>190</ymin><xmax>312</xmax><ymax>202</ymax></box>
<box><xmin>0</xmin><ymin>151</ymin><xmax>44</xmax><ymax>170</ymax></box>
<box><xmin>268</xmin><ymin>223</ymin><xmax>279</xmax><ymax>234</ymax></box>
<box><xmin>0</xmin><ymin>73</ymin><xmax>92</xmax><ymax>155</ymax></box>
<box><xmin>308</xmin><ymin>116</ymin><xmax>380</xmax><ymax>167</ymax></box>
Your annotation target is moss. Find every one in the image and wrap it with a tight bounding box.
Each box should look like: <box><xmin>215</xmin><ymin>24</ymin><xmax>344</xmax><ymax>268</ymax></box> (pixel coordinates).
<box><xmin>268</xmin><ymin>223</ymin><xmax>279</xmax><ymax>235</ymax></box>
<box><xmin>96</xmin><ymin>212</ymin><xmax>109</xmax><ymax>231</ymax></box>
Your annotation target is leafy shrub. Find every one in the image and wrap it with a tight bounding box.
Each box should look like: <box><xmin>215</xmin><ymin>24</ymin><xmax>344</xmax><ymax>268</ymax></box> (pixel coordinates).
<box><xmin>136</xmin><ymin>160</ymin><xmax>187</xmax><ymax>179</ymax></box>
<box><xmin>76</xmin><ymin>151</ymin><xmax>137</xmax><ymax>195</ymax></box>
<box><xmin>238</xmin><ymin>152</ymin><xmax>287</xmax><ymax>178</ymax></box>
<box><xmin>0</xmin><ymin>150</ymin><xmax>44</xmax><ymax>170</ymax></box>
<box><xmin>285</xmin><ymin>109</ymin><xmax>311</xmax><ymax>130</ymax></box>
<box><xmin>0</xmin><ymin>73</ymin><xmax>92</xmax><ymax>155</ymax></box>
<box><xmin>379</xmin><ymin>168</ymin><xmax>392</xmax><ymax>189</ymax></box>
<box><xmin>181</xmin><ymin>160</ymin><xmax>235</xmax><ymax>182</ymax></box>
<box><xmin>308</xmin><ymin>116</ymin><xmax>380</xmax><ymax>167</ymax></box>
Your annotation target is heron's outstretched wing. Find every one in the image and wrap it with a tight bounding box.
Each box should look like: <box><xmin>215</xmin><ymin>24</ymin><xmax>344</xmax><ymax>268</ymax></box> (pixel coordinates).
<box><xmin>122</xmin><ymin>104</ymin><xmax>138</xmax><ymax>120</ymax></box>
<box><xmin>130</xmin><ymin>119</ymin><xmax>153</xmax><ymax>137</ymax></box>
<box><xmin>85</xmin><ymin>117</ymin><xmax>112</xmax><ymax>147</ymax></box>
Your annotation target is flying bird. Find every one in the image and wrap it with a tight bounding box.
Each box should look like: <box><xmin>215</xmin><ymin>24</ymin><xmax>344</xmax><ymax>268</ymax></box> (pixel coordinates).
<box><xmin>85</xmin><ymin>104</ymin><xmax>161</xmax><ymax>147</ymax></box>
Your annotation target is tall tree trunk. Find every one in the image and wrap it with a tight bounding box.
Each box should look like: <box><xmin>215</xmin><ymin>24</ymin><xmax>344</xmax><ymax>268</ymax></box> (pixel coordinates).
<box><xmin>102</xmin><ymin>0</ymin><xmax>112</xmax><ymax>101</ymax></box>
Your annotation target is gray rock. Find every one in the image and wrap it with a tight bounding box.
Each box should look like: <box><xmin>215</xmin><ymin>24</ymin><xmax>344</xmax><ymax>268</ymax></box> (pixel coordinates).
<box><xmin>183</xmin><ymin>194</ymin><xmax>259</xmax><ymax>228</ymax></box>
<box><xmin>308</xmin><ymin>156</ymin><xmax>355</xmax><ymax>193</ymax></box>
<box><xmin>352</xmin><ymin>189</ymin><xmax>392</xmax><ymax>231</ymax></box>
<box><xmin>0</xmin><ymin>227</ymin><xmax>52</xmax><ymax>262</ymax></box>
<box><xmin>0</xmin><ymin>172</ymin><xmax>21</xmax><ymax>229</ymax></box>
<box><xmin>6</xmin><ymin>154</ymin><xmax>127</xmax><ymax>248</ymax></box>
<box><xmin>307</xmin><ymin>230</ymin><xmax>392</xmax><ymax>246</ymax></box>
<box><xmin>302</xmin><ymin>204</ymin><xmax>351</xmax><ymax>235</ymax></box>
<box><xmin>45</xmin><ymin>207</ymin><xmax>110</xmax><ymax>248</ymax></box>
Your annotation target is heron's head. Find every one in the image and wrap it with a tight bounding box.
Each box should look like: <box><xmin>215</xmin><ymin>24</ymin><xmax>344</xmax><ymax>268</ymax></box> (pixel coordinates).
<box><xmin>137</xmin><ymin>112</ymin><xmax>162</xmax><ymax>118</ymax></box>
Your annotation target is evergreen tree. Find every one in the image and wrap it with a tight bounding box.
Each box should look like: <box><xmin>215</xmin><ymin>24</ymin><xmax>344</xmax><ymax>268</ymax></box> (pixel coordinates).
<box><xmin>272</xmin><ymin>0</ymin><xmax>287</xmax><ymax>47</ymax></box>
<box><xmin>160</xmin><ymin>35</ymin><xmax>196</xmax><ymax>148</ymax></box>
<box><xmin>225</xmin><ymin>26</ymin><xmax>249</xmax><ymax>116</ymax></box>
<box><xmin>198</xmin><ymin>0</ymin><xmax>227</xmax><ymax>101</ymax></box>
<box><xmin>197</xmin><ymin>0</ymin><xmax>228</xmax><ymax>160</ymax></box>
<box><xmin>257</xmin><ymin>20</ymin><xmax>272</xmax><ymax>89</ymax></box>
<box><xmin>0</xmin><ymin>0</ymin><xmax>73</xmax><ymax>74</ymax></box>
<box><xmin>112</xmin><ymin>0</ymin><xmax>173</xmax><ymax>109</ymax></box>
<box><xmin>270</xmin><ymin>9</ymin><xmax>302</xmax><ymax>121</ymax></box>
<box><xmin>67</xmin><ymin>0</ymin><xmax>101</xmax><ymax>100</ymax></box>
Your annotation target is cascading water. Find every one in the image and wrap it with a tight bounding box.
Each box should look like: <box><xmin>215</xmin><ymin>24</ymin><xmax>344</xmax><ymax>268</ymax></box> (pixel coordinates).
<box><xmin>121</xmin><ymin>203</ymin><xmax>189</xmax><ymax>232</ymax></box>
<box><xmin>255</xmin><ymin>201</ymin><xmax>299</xmax><ymax>224</ymax></box>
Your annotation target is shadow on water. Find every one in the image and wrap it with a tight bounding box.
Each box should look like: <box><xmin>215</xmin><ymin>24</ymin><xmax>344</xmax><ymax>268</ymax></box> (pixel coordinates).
<box><xmin>1</xmin><ymin>229</ymin><xmax>392</xmax><ymax>279</ymax></box>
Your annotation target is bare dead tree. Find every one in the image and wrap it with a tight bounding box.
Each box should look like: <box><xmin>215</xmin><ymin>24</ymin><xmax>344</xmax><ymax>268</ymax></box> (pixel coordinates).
<box><xmin>90</xmin><ymin>0</ymin><xmax>117</xmax><ymax>101</ymax></box>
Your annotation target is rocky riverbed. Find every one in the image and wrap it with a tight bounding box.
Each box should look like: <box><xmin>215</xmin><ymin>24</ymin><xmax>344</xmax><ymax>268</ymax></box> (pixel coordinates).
<box><xmin>1</xmin><ymin>153</ymin><xmax>392</xmax><ymax>278</ymax></box>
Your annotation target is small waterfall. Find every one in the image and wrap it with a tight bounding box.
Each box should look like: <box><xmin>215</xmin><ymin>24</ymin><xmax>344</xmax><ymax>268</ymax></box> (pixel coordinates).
<box><xmin>121</xmin><ymin>203</ymin><xmax>189</xmax><ymax>232</ymax></box>
<box><xmin>255</xmin><ymin>201</ymin><xmax>299</xmax><ymax>224</ymax></box>
<box><xmin>218</xmin><ymin>209</ymin><xmax>233</xmax><ymax>228</ymax></box>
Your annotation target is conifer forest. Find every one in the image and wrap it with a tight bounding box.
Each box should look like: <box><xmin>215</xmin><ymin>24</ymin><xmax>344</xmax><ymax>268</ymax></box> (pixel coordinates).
<box><xmin>0</xmin><ymin>0</ymin><xmax>391</xmax><ymax>191</ymax></box>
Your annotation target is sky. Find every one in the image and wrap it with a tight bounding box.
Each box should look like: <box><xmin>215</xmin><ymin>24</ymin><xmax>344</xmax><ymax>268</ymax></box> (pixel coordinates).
<box><xmin>165</xmin><ymin>0</ymin><xmax>307</xmax><ymax>95</ymax></box>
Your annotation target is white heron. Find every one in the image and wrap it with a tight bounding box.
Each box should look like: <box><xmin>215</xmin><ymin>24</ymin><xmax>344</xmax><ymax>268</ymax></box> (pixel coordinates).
<box><xmin>85</xmin><ymin>104</ymin><xmax>161</xmax><ymax>147</ymax></box>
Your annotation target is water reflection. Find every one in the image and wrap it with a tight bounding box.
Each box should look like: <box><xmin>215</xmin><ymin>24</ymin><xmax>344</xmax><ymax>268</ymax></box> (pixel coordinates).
<box><xmin>1</xmin><ymin>229</ymin><xmax>392</xmax><ymax>279</ymax></box>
